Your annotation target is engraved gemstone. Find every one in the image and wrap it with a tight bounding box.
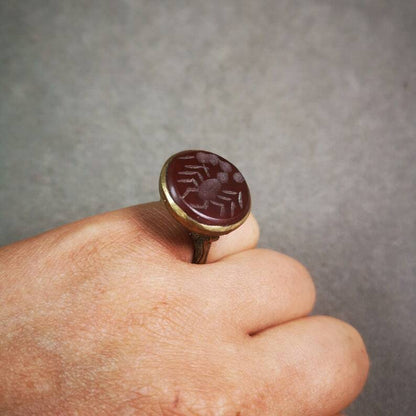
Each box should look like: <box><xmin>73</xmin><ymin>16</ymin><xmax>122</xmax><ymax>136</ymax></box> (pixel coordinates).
<box><xmin>165</xmin><ymin>150</ymin><xmax>251</xmax><ymax>227</ymax></box>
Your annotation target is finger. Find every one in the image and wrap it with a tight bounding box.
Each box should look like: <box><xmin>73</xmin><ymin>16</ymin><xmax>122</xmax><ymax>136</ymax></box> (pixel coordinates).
<box><xmin>188</xmin><ymin>248</ymin><xmax>315</xmax><ymax>335</ymax></box>
<box><xmin>247</xmin><ymin>316</ymin><xmax>369</xmax><ymax>416</ymax></box>
<box><xmin>207</xmin><ymin>213</ymin><xmax>259</xmax><ymax>262</ymax></box>
<box><xmin>115</xmin><ymin>201</ymin><xmax>259</xmax><ymax>263</ymax></box>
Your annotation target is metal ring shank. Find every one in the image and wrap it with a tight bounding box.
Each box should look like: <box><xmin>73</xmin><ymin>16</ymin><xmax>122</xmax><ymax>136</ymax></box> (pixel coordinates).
<box><xmin>190</xmin><ymin>233</ymin><xmax>219</xmax><ymax>264</ymax></box>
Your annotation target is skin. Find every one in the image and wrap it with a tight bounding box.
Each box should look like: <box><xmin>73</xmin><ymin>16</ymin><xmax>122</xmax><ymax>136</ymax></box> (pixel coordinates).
<box><xmin>0</xmin><ymin>202</ymin><xmax>369</xmax><ymax>416</ymax></box>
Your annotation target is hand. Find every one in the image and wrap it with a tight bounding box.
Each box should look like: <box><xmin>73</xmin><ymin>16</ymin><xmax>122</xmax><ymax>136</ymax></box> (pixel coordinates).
<box><xmin>0</xmin><ymin>202</ymin><xmax>368</xmax><ymax>415</ymax></box>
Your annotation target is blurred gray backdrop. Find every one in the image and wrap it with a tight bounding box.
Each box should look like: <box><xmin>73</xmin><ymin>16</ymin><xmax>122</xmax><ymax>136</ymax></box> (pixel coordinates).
<box><xmin>1</xmin><ymin>1</ymin><xmax>415</xmax><ymax>414</ymax></box>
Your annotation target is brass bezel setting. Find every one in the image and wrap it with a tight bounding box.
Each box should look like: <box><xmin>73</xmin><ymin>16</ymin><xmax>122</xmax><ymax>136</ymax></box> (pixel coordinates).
<box><xmin>159</xmin><ymin>153</ymin><xmax>250</xmax><ymax>237</ymax></box>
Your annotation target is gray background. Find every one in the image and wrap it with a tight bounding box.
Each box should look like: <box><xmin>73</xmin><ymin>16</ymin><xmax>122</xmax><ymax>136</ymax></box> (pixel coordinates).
<box><xmin>1</xmin><ymin>0</ymin><xmax>415</xmax><ymax>414</ymax></box>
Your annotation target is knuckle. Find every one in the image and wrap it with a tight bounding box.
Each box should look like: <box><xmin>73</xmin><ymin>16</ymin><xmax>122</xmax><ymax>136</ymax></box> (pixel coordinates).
<box><xmin>284</xmin><ymin>254</ymin><xmax>313</xmax><ymax>283</ymax></box>
<box><xmin>68</xmin><ymin>227</ymin><xmax>117</xmax><ymax>274</ymax></box>
<box><xmin>61</xmin><ymin>212</ymin><xmax>148</xmax><ymax>274</ymax></box>
<box><xmin>50</xmin><ymin>220</ymin><xmax>106</xmax><ymax>271</ymax></box>
<box><xmin>259</xmin><ymin>248</ymin><xmax>312</xmax><ymax>280</ymax></box>
<box><xmin>261</xmin><ymin>249</ymin><xmax>316</xmax><ymax>304</ymax></box>
<box><xmin>283</xmin><ymin>255</ymin><xmax>316</xmax><ymax>307</ymax></box>
<box><xmin>315</xmin><ymin>315</ymin><xmax>370</xmax><ymax>388</ymax></box>
<box><xmin>289</xmin><ymin>257</ymin><xmax>315</xmax><ymax>296</ymax></box>
<box><xmin>339</xmin><ymin>319</ymin><xmax>370</xmax><ymax>379</ymax></box>
<box><xmin>101</xmin><ymin>204</ymin><xmax>191</xmax><ymax>262</ymax></box>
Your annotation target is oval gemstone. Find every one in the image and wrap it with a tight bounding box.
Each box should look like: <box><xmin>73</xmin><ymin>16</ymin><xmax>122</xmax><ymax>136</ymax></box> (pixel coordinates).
<box><xmin>165</xmin><ymin>150</ymin><xmax>251</xmax><ymax>227</ymax></box>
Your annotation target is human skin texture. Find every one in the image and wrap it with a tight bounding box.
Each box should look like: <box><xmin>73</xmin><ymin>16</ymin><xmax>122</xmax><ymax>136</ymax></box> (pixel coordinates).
<box><xmin>0</xmin><ymin>202</ymin><xmax>368</xmax><ymax>415</ymax></box>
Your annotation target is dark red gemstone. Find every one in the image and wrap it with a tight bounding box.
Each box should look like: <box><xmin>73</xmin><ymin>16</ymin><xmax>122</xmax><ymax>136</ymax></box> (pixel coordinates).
<box><xmin>165</xmin><ymin>150</ymin><xmax>251</xmax><ymax>227</ymax></box>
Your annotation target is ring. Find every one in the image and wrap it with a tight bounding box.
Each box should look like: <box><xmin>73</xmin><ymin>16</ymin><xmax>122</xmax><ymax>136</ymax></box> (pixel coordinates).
<box><xmin>159</xmin><ymin>150</ymin><xmax>251</xmax><ymax>264</ymax></box>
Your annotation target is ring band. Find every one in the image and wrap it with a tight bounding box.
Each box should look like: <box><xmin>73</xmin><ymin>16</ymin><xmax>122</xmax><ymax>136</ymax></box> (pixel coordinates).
<box><xmin>159</xmin><ymin>150</ymin><xmax>251</xmax><ymax>264</ymax></box>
